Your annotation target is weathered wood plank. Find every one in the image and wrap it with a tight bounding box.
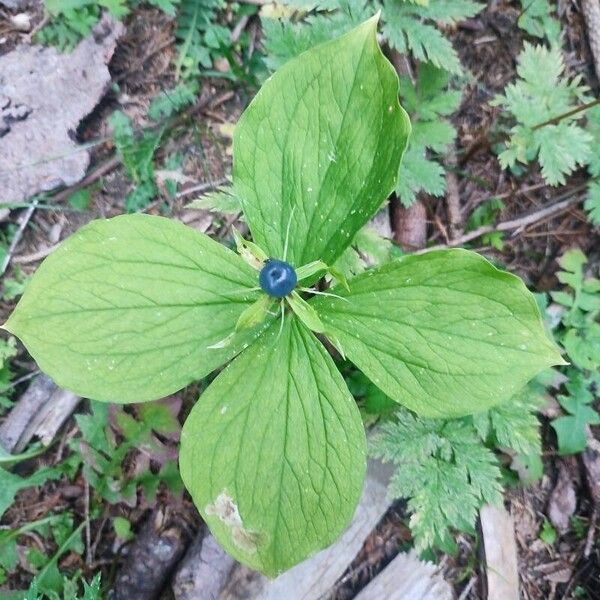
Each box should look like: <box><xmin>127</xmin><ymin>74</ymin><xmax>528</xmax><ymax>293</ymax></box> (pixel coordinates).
<box><xmin>353</xmin><ymin>551</ymin><xmax>453</xmax><ymax>600</ymax></box>
<box><xmin>480</xmin><ymin>504</ymin><xmax>520</xmax><ymax>600</ymax></box>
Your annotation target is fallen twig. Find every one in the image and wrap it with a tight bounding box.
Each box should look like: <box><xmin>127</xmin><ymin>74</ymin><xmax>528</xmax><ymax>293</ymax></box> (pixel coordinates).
<box><xmin>176</xmin><ymin>177</ymin><xmax>229</xmax><ymax>199</ymax></box>
<box><xmin>0</xmin><ymin>197</ymin><xmax>38</xmax><ymax>276</ymax></box>
<box><xmin>424</xmin><ymin>185</ymin><xmax>587</xmax><ymax>251</ymax></box>
<box><xmin>444</xmin><ymin>148</ymin><xmax>462</xmax><ymax>240</ymax></box>
<box><xmin>0</xmin><ymin>374</ymin><xmax>80</xmax><ymax>454</ymax></box>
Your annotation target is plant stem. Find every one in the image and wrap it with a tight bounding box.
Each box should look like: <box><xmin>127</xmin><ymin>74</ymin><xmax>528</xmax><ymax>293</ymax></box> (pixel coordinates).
<box><xmin>531</xmin><ymin>97</ymin><xmax>600</xmax><ymax>130</ymax></box>
<box><xmin>35</xmin><ymin>522</ymin><xmax>86</xmax><ymax>585</ymax></box>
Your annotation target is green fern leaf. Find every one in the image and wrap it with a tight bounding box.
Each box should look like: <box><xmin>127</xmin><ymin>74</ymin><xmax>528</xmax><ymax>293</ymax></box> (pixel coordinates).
<box><xmin>382</xmin><ymin>0</ymin><xmax>482</xmax><ymax>74</ymax></box>
<box><xmin>372</xmin><ymin>409</ymin><xmax>503</xmax><ymax>552</ymax></box>
<box><xmin>395</xmin><ymin>64</ymin><xmax>461</xmax><ymax>205</ymax></box>
<box><xmin>175</xmin><ymin>0</ymin><xmax>224</xmax><ymax>78</ymax></box>
<box><xmin>585</xmin><ymin>182</ymin><xmax>600</xmax><ymax>226</ymax></box>
<box><xmin>494</xmin><ymin>42</ymin><xmax>593</xmax><ymax>185</ymax></box>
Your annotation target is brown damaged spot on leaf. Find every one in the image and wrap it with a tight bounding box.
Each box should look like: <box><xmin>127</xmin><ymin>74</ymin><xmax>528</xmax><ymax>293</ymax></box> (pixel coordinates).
<box><xmin>206</xmin><ymin>491</ymin><xmax>260</xmax><ymax>554</ymax></box>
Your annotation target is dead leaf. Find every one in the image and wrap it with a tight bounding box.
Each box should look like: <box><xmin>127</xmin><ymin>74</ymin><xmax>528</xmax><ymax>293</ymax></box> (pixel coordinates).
<box><xmin>548</xmin><ymin>459</ymin><xmax>577</xmax><ymax>534</ymax></box>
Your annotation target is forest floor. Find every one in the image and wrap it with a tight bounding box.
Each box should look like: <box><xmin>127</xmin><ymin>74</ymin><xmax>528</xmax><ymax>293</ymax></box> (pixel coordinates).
<box><xmin>0</xmin><ymin>0</ymin><xmax>599</xmax><ymax>598</ymax></box>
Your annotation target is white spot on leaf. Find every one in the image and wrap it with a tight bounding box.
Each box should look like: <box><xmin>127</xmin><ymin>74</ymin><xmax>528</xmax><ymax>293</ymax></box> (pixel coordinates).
<box><xmin>205</xmin><ymin>491</ymin><xmax>260</xmax><ymax>553</ymax></box>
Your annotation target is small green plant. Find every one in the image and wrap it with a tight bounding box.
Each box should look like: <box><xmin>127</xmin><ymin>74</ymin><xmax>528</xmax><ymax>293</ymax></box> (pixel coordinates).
<box><xmin>3</xmin><ymin>19</ymin><xmax>561</xmax><ymax>575</ymax></box>
<box><xmin>539</xmin><ymin>518</ymin><xmax>557</xmax><ymax>544</ymax></box>
<box><xmin>542</xmin><ymin>249</ymin><xmax>600</xmax><ymax>454</ymax></box>
<box><xmin>371</xmin><ymin>379</ymin><xmax>546</xmax><ymax>552</ymax></box>
<box><xmin>465</xmin><ymin>197</ymin><xmax>506</xmax><ymax>250</ymax></box>
<box><xmin>38</xmin><ymin>0</ymin><xmax>177</xmax><ymax>50</ymax></box>
<box><xmin>72</xmin><ymin>400</ymin><xmax>183</xmax><ymax>505</ymax></box>
<box><xmin>0</xmin><ymin>336</ymin><xmax>18</xmax><ymax>409</ymax></box>
<box><xmin>494</xmin><ymin>40</ymin><xmax>600</xmax><ymax>225</ymax></box>
<box><xmin>517</xmin><ymin>0</ymin><xmax>561</xmax><ymax>44</ymax></box>
<box><xmin>263</xmin><ymin>0</ymin><xmax>482</xmax><ymax>75</ymax></box>
<box><xmin>493</xmin><ymin>42</ymin><xmax>593</xmax><ymax>186</ymax></box>
<box><xmin>396</xmin><ymin>64</ymin><xmax>462</xmax><ymax>206</ymax></box>
<box><xmin>110</xmin><ymin>111</ymin><xmax>165</xmax><ymax>212</ymax></box>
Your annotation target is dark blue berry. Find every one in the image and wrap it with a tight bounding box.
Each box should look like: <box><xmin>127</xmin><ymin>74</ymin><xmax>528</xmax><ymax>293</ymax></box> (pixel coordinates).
<box><xmin>259</xmin><ymin>259</ymin><xmax>297</xmax><ymax>298</ymax></box>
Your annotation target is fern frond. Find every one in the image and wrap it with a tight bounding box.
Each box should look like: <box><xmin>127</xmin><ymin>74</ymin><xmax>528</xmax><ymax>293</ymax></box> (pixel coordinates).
<box><xmin>494</xmin><ymin>43</ymin><xmax>593</xmax><ymax>185</ymax></box>
<box><xmin>371</xmin><ymin>408</ymin><xmax>503</xmax><ymax>553</ymax></box>
<box><xmin>175</xmin><ymin>0</ymin><xmax>224</xmax><ymax>79</ymax></box>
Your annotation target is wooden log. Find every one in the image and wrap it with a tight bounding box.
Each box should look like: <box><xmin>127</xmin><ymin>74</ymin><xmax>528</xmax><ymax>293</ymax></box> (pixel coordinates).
<box><xmin>172</xmin><ymin>525</ymin><xmax>236</xmax><ymax>600</ymax></box>
<box><xmin>219</xmin><ymin>460</ymin><xmax>393</xmax><ymax>600</ymax></box>
<box><xmin>391</xmin><ymin>199</ymin><xmax>427</xmax><ymax>251</ymax></box>
<box><xmin>353</xmin><ymin>550</ymin><xmax>453</xmax><ymax>600</ymax></box>
<box><xmin>111</xmin><ymin>506</ymin><xmax>192</xmax><ymax>600</ymax></box>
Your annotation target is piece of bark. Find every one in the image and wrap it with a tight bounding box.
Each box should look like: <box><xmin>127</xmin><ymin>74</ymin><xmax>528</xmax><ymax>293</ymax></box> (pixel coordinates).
<box><xmin>353</xmin><ymin>550</ymin><xmax>452</xmax><ymax>600</ymax></box>
<box><xmin>0</xmin><ymin>374</ymin><xmax>64</xmax><ymax>453</ymax></box>
<box><xmin>111</xmin><ymin>506</ymin><xmax>193</xmax><ymax>600</ymax></box>
<box><xmin>0</xmin><ymin>374</ymin><xmax>80</xmax><ymax>454</ymax></box>
<box><xmin>0</xmin><ymin>0</ymin><xmax>28</xmax><ymax>9</ymax></box>
<box><xmin>172</xmin><ymin>525</ymin><xmax>236</xmax><ymax>600</ymax></box>
<box><xmin>480</xmin><ymin>504</ymin><xmax>520</xmax><ymax>600</ymax></box>
<box><xmin>548</xmin><ymin>459</ymin><xmax>577</xmax><ymax>533</ymax></box>
<box><xmin>0</xmin><ymin>13</ymin><xmax>124</xmax><ymax>205</ymax></box>
<box><xmin>391</xmin><ymin>198</ymin><xmax>427</xmax><ymax>251</ymax></box>
<box><xmin>219</xmin><ymin>460</ymin><xmax>393</xmax><ymax>600</ymax></box>
<box><xmin>582</xmin><ymin>0</ymin><xmax>600</xmax><ymax>80</ymax></box>
<box><xmin>583</xmin><ymin>436</ymin><xmax>600</xmax><ymax>505</ymax></box>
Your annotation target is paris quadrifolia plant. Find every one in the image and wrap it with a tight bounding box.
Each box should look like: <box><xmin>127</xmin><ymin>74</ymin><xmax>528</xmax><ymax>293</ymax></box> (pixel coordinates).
<box><xmin>3</xmin><ymin>17</ymin><xmax>564</xmax><ymax>576</ymax></box>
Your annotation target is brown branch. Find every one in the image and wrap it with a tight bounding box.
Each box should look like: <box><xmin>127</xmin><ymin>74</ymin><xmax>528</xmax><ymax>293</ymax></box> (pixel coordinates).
<box><xmin>531</xmin><ymin>97</ymin><xmax>600</xmax><ymax>131</ymax></box>
<box><xmin>423</xmin><ymin>183</ymin><xmax>588</xmax><ymax>251</ymax></box>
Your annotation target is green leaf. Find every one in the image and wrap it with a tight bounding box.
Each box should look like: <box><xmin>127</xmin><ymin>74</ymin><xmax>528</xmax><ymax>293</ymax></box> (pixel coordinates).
<box><xmin>148</xmin><ymin>82</ymin><xmax>198</xmax><ymax>121</ymax></box>
<box><xmin>552</xmin><ymin>373</ymin><xmax>600</xmax><ymax>454</ymax></box>
<box><xmin>535</xmin><ymin>123</ymin><xmax>592</xmax><ymax>186</ymax></box>
<box><xmin>4</xmin><ymin>214</ymin><xmax>268</xmax><ymax>403</ymax></box>
<box><xmin>371</xmin><ymin>408</ymin><xmax>502</xmax><ymax>552</ymax></box>
<box><xmin>234</xmin><ymin>17</ymin><xmax>410</xmax><ymax>266</ymax></box>
<box><xmin>584</xmin><ymin>181</ymin><xmax>600</xmax><ymax>225</ymax></box>
<box><xmin>287</xmin><ymin>291</ymin><xmax>326</xmax><ymax>333</ymax></box>
<box><xmin>493</xmin><ymin>42</ymin><xmax>593</xmax><ymax>186</ymax></box>
<box><xmin>187</xmin><ymin>186</ymin><xmax>242</xmax><ymax>215</ymax></box>
<box><xmin>472</xmin><ymin>381</ymin><xmax>544</xmax><ymax>456</ymax></box>
<box><xmin>314</xmin><ymin>249</ymin><xmax>564</xmax><ymax>417</ymax></box>
<box><xmin>235</xmin><ymin>295</ymin><xmax>274</xmax><ymax>331</ymax></box>
<box><xmin>179</xmin><ymin>317</ymin><xmax>366</xmax><ymax>576</ymax></box>
<box><xmin>0</xmin><ymin>467</ymin><xmax>61</xmax><ymax>520</ymax></box>
<box><xmin>382</xmin><ymin>0</ymin><xmax>482</xmax><ymax>74</ymax></box>
<box><xmin>540</xmin><ymin>518</ymin><xmax>557</xmax><ymax>545</ymax></box>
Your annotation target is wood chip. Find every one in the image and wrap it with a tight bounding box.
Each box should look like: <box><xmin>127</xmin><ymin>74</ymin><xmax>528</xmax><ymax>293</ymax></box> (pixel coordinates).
<box><xmin>480</xmin><ymin>504</ymin><xmax>520</xmax><ymax>600</ymax></box>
